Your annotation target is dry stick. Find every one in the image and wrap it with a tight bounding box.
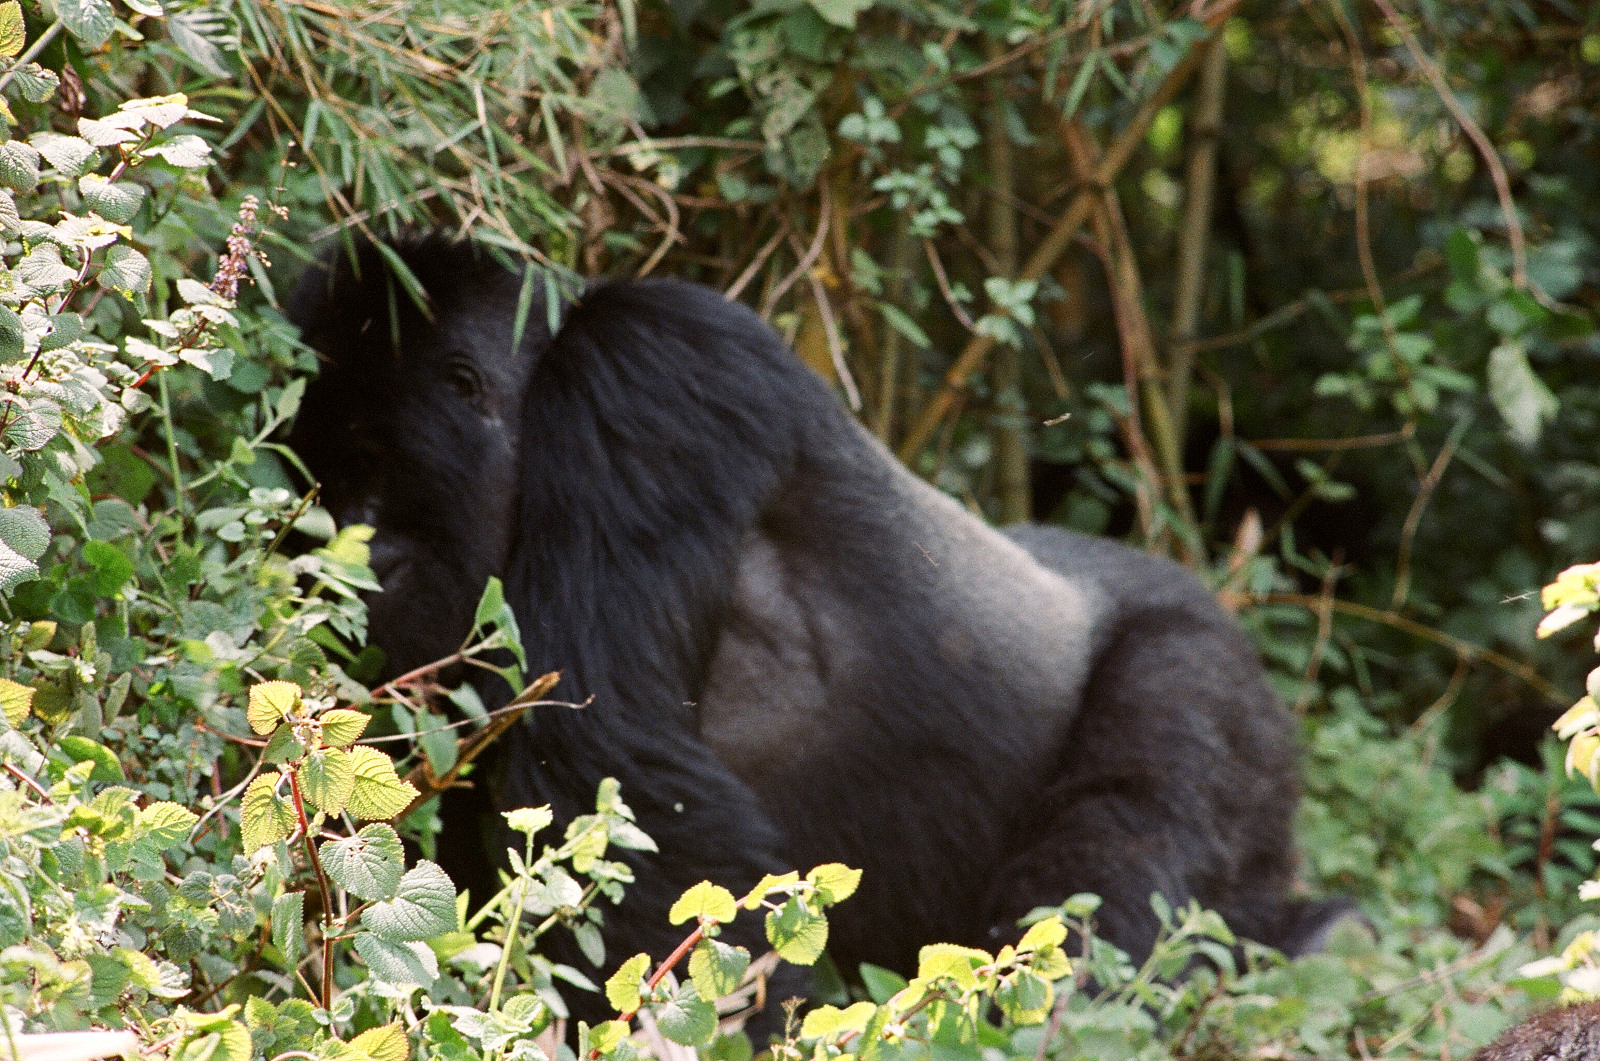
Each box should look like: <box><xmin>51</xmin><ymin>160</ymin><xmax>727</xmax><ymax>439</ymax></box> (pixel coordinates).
<box><xmin>1370</xmin><ymin>0</ymin><xmax>1526</xmax><ymax>290</ymax></box>
<box><xmin>1252</xmin><ymin>592</ymin><xmax>1565</xmax><ymax>705</ymax></box>
<box><xmin>725</xmin><ymin>226</ymin><xmax>787</xmax><ymax>302</ymax></box>
<box><xmin>896</xmin><ymin>7</ymin><xmax>1239</xmax><ymax>462</ymax></box>
<box><xmin>1391</xmin><ymin>422</ymin><xmax>1465</xmax><ymax>610</ymax></box>
<box><xmin>1062</xmin><ymin>122</ymin><xmax>1198</xmax><ymax>554</ymax></box>
<box><xmin>983</xmin><ymin>38</ymin><xmax>1032</xmax><ymax>525</ymax></box>
<box><xmin>761</xmin><ymin>194</ymin><xmax>830</xmax><ymax>320</ymax></box>
<box><xmin>1166</xmin><ymin>37</ymin><xmax>1227</xmax><ymax>450</ymax></box>
<box><xmin>391</xmin><ymin>670</ymin><xmax>562</xmax><ymax>823</ymax></box>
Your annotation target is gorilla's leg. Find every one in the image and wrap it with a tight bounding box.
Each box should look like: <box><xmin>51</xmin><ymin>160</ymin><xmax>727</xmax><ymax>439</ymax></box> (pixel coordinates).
<box><xmin>979</xmin><ymin>597</ymin><xmax>1317</xmax><ymax>960</ymax></box>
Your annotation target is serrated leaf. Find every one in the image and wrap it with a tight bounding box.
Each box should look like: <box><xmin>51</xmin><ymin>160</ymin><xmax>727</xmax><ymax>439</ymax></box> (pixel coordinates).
<box><xmin>916</xmin><ymin>944</ymin><xmax>988</xmax><ymax>989</ymax></box>
<box><xmin>176</xmin><ymin>277</ymin><xmax>226</xmax><ymax>305</ymax></box>
<box><xmin>743</xmin><ymin>871</ymin><xmax>798</xmax><ymax>909</ymax></box>
<box><xmin>765</xmin><ymin>895</ymin><xmax>827</xmax><ymax>965</ymax></box>
<box><xmin>0</xmin><ymin>541</ymin><xmax>37</xmax><ymax>593</ymax></box>
<box><xmin>0</xmin><ymin>190</ymin><xmax>19</xmax><ymax>233</ymax></box>
<box><xmin>604</xmin><ymin>952</ymin><xmax>650</xmax><ymax>1013</ymax></box>
<box><xmin>39</xmin><ymin>312</ymin><xmax>83</xmax><ymax>353</ymax></box>
<box><xmin>137</xmin><ymin>801</ymin><xmax>198</xmax><ymax>848</ymax></box>
<box><xmin>0</xmin><ymin>1</ymin><xmax>23</xmax><ymax>57</ymax></box>
<box><xmin>11</xmin><ymin>64</ymin><xmax>58</xmax><ymax>104</ymax></box>
<box><xmin>505</xmin><ymin>805</ymin><xmax>553</xmax><ymax>836</ymax></box>
<box><xmin>688</xmin><ymin>938</ymin><xmax>749</xmax><ymax>999</ymax></box>
<box><xmin>361</xmin><ymin>860</ymin><xmax>456</xmax><ymax>940</ymax></box>
<box><xmin>272</xmin><ymin>891</ymin><xmax>304</xmax><ymax>967</ymax></box>
<box><xmin>78</xmin><ymin>117</ymin><xmax>140</xmax><ymax>149</ymax></box>
<box><xmin>353</xmin><ymin>932</ymin><xmax>439</xmax><ymax>986</ymax></box>
<box><xmin>0</xmin><ymin>506</ymin><xmax>49</xmax><ymax>561</ymax></box>
<box><xmin>801</xmin><ymin>1002</ymin><xmax>875</xmax><ymax>1040</ymax></box>
<box><xmin>122</xmin><ymin>93</ymin><xmax>190</xmax><ymax>129</ymax></box>
<box><xmin>319</xmin><ymin>707</ymin><xmax>369</xmax><ymax>747</ymax></box>
<box><xmin>57</xmin><ymin>0</ymin><xmax>115</xmax><ymax>48</ymax></box>
<box><xmin>248</xmin><ymin>680</ymin><xmax>300</xmax><ymax>735</ymax></box>
<box><xmin>142</xmin><ymin>134</ymin><xmax>211</xmax><ymax>169</ymax></box>
<box><xmin>240</xmin><ymin>772</ymin><xmax>297</xmax><ymax>852</ymax></box>
<box><xmin>262</xmin><ymin>724</ymin><xmax>304</xmax><ymax>765</ymax></box>
<box><xmin>320</xmin><ymin>823</ymin><xmax>404</xmax><ymax>900</ymax></box>
<box><xmin>995</xmin><ymin>968</ymin><xmax>1052</xmax><ymax>1025</ymax></box>
<box><xmin>100</xmin><ymin>244</ymin><xmax>151</xmax><ymax>295</ymax></box>
<box><xmin>655</xmin><ymin>982</ymin><xmax>717</xmax><ymax>1046</ymax></box>
<box><xmin>349</xmin><ymin>1024</ymin><xmax>408</xmax><ymax>1061</ymax></box>
<box><xmin>0</xmin><ymin>305</ymin><xmax>21</xmax><ymax>363</ymax></box>
<box><xmin>807</xmin><ymin>863</ymin><xmax>861</xmax><ymax>906</ymax></box>
<box><xmin>298</xmin><ymin>746</ymin><xmax>354</xmax><ymax>816</ymax></box>
<box><xmin>0</xmin><ymin>140</ymin><xmax>40</xmax><ymax>193</ymax></box>
<box><xmin>347</xmin><ymin>745</ymin><xmax>419</xmax><ymax>820</ymax></box>
<box><xmin>30</xmin><ymin>132</ymin><xmax>97</xmax><ymax>178</ymax></box>
<box><xmin>1017</xmin><ymin>918</ymin><xmax>1067</xmax><ymax>953</ymax></box>
<box><xmin>59</xmin><ymin>736</ymin><xmax>124</xmax><ymax>782</ymax></box>
<box><xmin>0</xmin><ymin>678</ymin><xmax>33</xmax><ymax>726</ymax></box>
<box><xmin>17</xmin><ymin>244</ymin><xmax>76</xmax><ymax>293</ymax></box>
<box><xmin>669</xmin><ymin>881</ymin><xmax>737</xmax><ymax>925</ymax></box>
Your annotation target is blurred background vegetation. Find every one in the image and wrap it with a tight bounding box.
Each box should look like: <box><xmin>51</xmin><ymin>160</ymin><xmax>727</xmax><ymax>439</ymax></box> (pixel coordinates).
<box><xmin>19</xmin><ymin>0</ymin><xmax>1600</xmax><ymax>1052</ymax></box>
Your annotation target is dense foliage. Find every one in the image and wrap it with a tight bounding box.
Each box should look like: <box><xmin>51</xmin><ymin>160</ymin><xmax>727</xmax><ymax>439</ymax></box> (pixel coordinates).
<box><xmin>0</xmin><ymin>0</ymin><xmax>1597</xmax><ymax>1059</ymax></box>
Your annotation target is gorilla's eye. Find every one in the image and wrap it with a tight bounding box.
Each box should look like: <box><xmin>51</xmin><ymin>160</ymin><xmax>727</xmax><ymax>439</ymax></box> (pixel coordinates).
<box><xmin>446</xmin><ymin>358</ymin><xmax>487</xmax><ymax>410</ymax></box>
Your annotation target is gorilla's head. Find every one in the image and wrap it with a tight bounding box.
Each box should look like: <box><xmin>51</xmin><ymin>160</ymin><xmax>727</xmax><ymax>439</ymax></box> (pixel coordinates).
<box><xmin>285</xmin><ymin>238</ymin><xmax>547</xmax><ymax>677</ymax></box>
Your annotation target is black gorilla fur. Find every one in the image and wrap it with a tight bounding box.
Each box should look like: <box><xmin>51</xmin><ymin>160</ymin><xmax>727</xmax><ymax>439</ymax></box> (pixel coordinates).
<box><xmin>286</xmin><ymin>237</ymin><xmax>1344</xmax><ymax>1029</ymax></box>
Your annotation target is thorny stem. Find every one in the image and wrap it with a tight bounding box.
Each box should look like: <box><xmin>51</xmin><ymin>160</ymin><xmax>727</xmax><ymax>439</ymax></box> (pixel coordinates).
<box><xmin>287</xmin><ymin>769</ymin><xmax>337</xmax><ymax>1012</ymax></box>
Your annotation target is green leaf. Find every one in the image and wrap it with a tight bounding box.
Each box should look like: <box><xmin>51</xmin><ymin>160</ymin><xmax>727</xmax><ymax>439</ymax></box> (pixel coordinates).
<box><xmin>57</xmin><ymin>0</ymin><xmax>116</xmax><ymax>48</ymax></box>
<box><xmin>655</xmin><ymin>981</ymin><xmax>718</xmax><ymax>1046</ymax></box>
<box><xmin>1017</xmin><ymin>918</ymin><xmax>1066</xmax><ymax>952</ymax></box>
<box><xmin>349</xmin><ymin>1023</ymin><xmax>409</xmax><ymax>1061</ymax></box>
<box><xmin>248</xmin><ymin>680</ymin><xmax>300</xmax><ymax>735</ymax></box>
<box><xmin>346</xmin><ymin>745</ymin><xmax>419</xmax><ymax>820</ymax></box>
<box><xmin>0</xmin><ymin>678</ymin><xmax>33</xmax><ymax>726</ymax></box>
<box><xmin>0</xmin><ymin>140</ymin><xmax>40</xmax><ymax>193</ymax></box>
<box><xmin>688</xmin><ymin>938</ymin><xmax>749</xmax><ymax>999</ymax></box>
<box><xmin>100</xmin><ymin>244</ymin><xmax>152</xmax><ymax>295</ymax></box>
<box><xmin>504</xmin><ymin>805</ymin><xmax>553</xmax><ymax>836</ymax></box>
<box><xmin>319</xmin><ymin>707</ymin><xmax>369</xmax><ymax>747</ymax></box>
<box><xmin>271</xmin><ymin>891</ymin><xmax>304</xmax><ymax>967</ymax></box>
<box><xmin>360</xmin><ymin>860</ymin><xmax>457</xmax><ymax>940</ymax></box>
<box><xmin>39</xmin><ymin>311</ymin><xmax>83</xmax><ymax>352</ymax></box>
<box><xmin>916</xmin><ymin>943</ymin><xmax>988</xmax><ymax>989</ymax></box>
<box><xmin>765</xmin><ymin>895</ymin><xmax>828</xmax><ymax>965</ymax></box>
<box><xmin>57</xmin><ymin>736</ymin><xmax>125</xmax><ymax>782</ymax></box>
<box><xmin>1488</xmin><ymin>342</ymin><xmax>1558</xmax><ymax>447</ymax></box>
<box><xmin>604</xmin><ymin>952</ymin><xmax>651</xmax><ymax>1013</ymax></box>
<box><xmin>78</xmin><ymin>117</ymin><xmax>141</xmax><ymax>149</ymax></box>
<box><xmin>353</xmin><ymin>932</ymin><xmax>439</xmax><ymax>986</ymax></box>
<box><xmin>0</xmin><ymin>541</ymin><xmax>37</xmax><ymax>593</ymax></box>
<box><xmin>0</xmin><ymin>1</ymin><xmax>25</xmax><ymax>58</ymax></box>
<box><xmin>320</xmin><ymin>823</ymin><xmax>405</xmax><ymax>900</ymax></box>
<box><xmin>136</xmin><ymin>801</ymin><xmax>198</xmax><ymax>849</ymax></box>
<box><xmin>240</xmin><ymin>772</ymin><xmax>297</xmax><ymax>852</ymax></box>
<box><xmin>804</xmin><ymin>0</ymin><xmax>872</xmax><ymax>28</ymax></box>
<box><xmin>669</xmin><ymin>881</ymin><xmax>738</xmax><ymax>925</ymax></box>
<box><xmin>297</xmin><ymin>746</ymin><xmax>354</xmax><ymax>816</ymax></box>
<box><xmin>30</xmin><ymin>132</ymin><xmax>97</xmax><ymax>178</ymax></box>
<box><xmin>807</xmin><ymin>863</ymin><xmax>861</xmax><ymax>906</ymax></box>
<box><xmin>82</xmin><ymin>539</ymin><xmax>135</xmax><ymax>596</ymax></box>
<box><xmin>0</xmin><ymin>506</ymin><xmax>49</xmax><ymax>562</ymax></box>
<box><xmin>800</xmin><ymin>1002</ymin><xmax>875</xmax><ymax>1040</ymax></box>
<box><xmin>142</xmin><ymin>134</ymin><xmax>212</xmax><ymax>169</ymax></box>
<box><xmin>995</xmin><ymin>968</ymin><xmax>1052</xmax><ymax>1025</ymax></box>
<box><xmin>743</xmin><ymin>871</ymin><xmax>798</xmax><ymax>909</ymax></box>
<box><xmin>17</xmin><ymin>244</ymin><xmax>75</xmax><ymax>293</ymax></box>
<box><xmin>262</xmin><ymin>724</ymin><xmax>304</xmax><ymax>765</ymax></box>
<box><xmin>8</xmin><ymin>63</ymin><xmax>53</xmax><ymax>104</ymax></box>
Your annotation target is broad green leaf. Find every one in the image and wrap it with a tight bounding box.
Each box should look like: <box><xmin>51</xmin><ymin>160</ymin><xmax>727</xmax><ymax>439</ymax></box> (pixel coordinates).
<box><xmin>262</xmin><ymin>724</ymin><xmax>304</xmax><ymax>765</ymax></box>
<box><xmin>916</xmin><ymin>944</ymin><xmax>989</xmax><ymax>989</ymax></box>
<box><xmin>807</xmin><ymin>863</ymin><xmax>861</xmax><ymax>906</ymax></box>
<box><xmin>240</xmin><ymin>772</ymin><xmax>297</xmax><ymax>851</ymax></box>
<box><xmin>1488</xmin><ymin>342</ymin><xmax>1558</xmax><ymax>447</ymax></box>
<box><xmin>271</xmin><ymin>891</ymin><xmax>304</xmax><ymax>967</ymax></box>
<box><xmin>320</xmin><ymin>823</ymin><xmax>405</xmax><ymax>900</ymax></box>
<box><xmin>100</xmin><ymin>244</ymin><xmax>152</xmax><ymax>295</ymax></box>
<box><xmin>82</xmin><ymin>539</ymin><xmax>135</xmax><ymax>595</ymax></box>
<box><xmin>0</xmin><ymin>1</ymin><xmax>24</xmax><ymax>58</ymax></box>
<box><xmin>801</xmin><ymin>1002</ymin><xmax>875</xmax><ymax>1040</ymax></box>
<box><xmin>16</xmin><ymin>245</ymin><xmax>75</xmax><ymax>294</ymax></box>
<box><xmin>248</xmin><ymin>681</ymin><xmax>300</xmax><ymax>735</ymax></box>
<box><xmin>0</xmin><ymin>140</ymin><xmax>39</xmax><ymax>193</ymax></box>
<box><xmin>805</xmin><ymin>0</ymin><xmax>873</xmax><ymax>28</ymax></box>
<box><xmin>137</xmin><ymin>801</ymin><xmax>198</xmax><ymax>849</ymax></box>
<box><xmin>120</xmin><ymin>94</ymin><xmax>191</xmax><ymax>129</ymax></box>
<box><xmin>353</xmin><ymin>932</ymin><xmax>439</xmax><ymax>986</ymax></box>
<box><xmin>582</xmin><ymin>1021</ymin><xmax>630</xmax><ymax>1058</ymax></box>
<box><xmin>347</xmin><ymin>745</ymin><xmax>419</xmax><ymax>820</ymax></box>
<box><xmin>349</xmin><ymin>1024</ymin><xmax>409</xmax><ymax>1061</ymax></box>
<box><xmin>688</xmin><ymin>938</ymin><xmax>749</xmax><ymax>999</ymax></box>
<box><xmin>0</xmin><ymin>678</ymin><xmax>32</xmax><ymax>726</ymax></box>
<box><xmin>670</xmin><ymin>881</ymin><xmax>738</xmax><ymax>925</ymax></box>
<box><xmin>604</xmin><ymin>952</ymin><xmax>651</xmax><ymax>1013</ymax></box>
<box><xmin>57</xmin><ymin>736</ymin><xmax>124</xmax><ymax>782</ymax></box>
<box><xmin>655</xmin><ymin>981</ymin><xmax>717</xmax><ymax>1046</ymax></box>
<box><xmin>142</xmin><ymin>134</ymin><xmax>212</xmax><ymax>169</ymax></box>
<box><xmin>0</xmin><ymin>541</ymin><xmax>37</xmax><ymax>592</ymax></box>
<box><xmin>0</xmin><ymin>304</ymin><xmax>22</xmax><ymax>363</ymax></box>
<box><xmin>78</xmin><ymin>118</ymin><xmax>141</xmax><ymax>149</ymax></box>
<box><xmin>297</xmin><ymin>746</ymin><xmax>354</xmax><ymax>816</ymax></box>
<box><xmin>995</xmin><ymin>969</ymin><xmax>1052</xmax><ymax>1025</ymax></box>
<box><xmin>361</xmin><ymin>860</ymin><xmax>456</xmax><ymax>940</ymax></box>
<box><xmin>1017</xmin><ymin>917</ymin><xmax>1067</xmax><ymax>953</ymax></box>
<box><xmin>319</xmin><ymin>708</ymin><xmax>369</xmax><ymax>747</ymax></box>
<box><xmin>0</xmin><ymin>506</ymin><xmax>48</xmax><ymax>563</ymax></box>
<box><xmin>30</xmin><ymin>132</ymin><xmax>97</xmax><ymax>178</ymax></box>
<box><xmin>57</xmin><ymin>0</ymin><xmax>115</xmax><ymax>48</ymax></box>
<box><xmin>765</xmin><ymin>895</ymin><xmax>827</xmax><ymax>965</ymax></box>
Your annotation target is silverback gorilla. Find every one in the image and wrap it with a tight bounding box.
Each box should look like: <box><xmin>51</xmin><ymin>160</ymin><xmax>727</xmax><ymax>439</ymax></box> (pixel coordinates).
<box><xmin>286</xmin><ymin>236</ymin><xmax>1345</xmax><ymax>1029</ymax></box>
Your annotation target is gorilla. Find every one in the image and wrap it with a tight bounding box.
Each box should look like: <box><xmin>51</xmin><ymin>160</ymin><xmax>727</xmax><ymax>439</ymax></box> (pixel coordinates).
<box><xmin>285</xmin><ymin>236</ymin><xmax>1344</xmax><ymax>1028</ymax></box>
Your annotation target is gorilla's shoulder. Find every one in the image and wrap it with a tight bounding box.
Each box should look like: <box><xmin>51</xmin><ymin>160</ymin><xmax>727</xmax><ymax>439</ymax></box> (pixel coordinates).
<box><xmin>1003</xmin><ymin>524</ymin><xmax>1220</xmax><ymax>612</ymax></box>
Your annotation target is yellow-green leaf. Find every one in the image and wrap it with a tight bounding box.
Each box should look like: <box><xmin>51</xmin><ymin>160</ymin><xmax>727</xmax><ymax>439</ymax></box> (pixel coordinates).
<box><xmin>240</xmin><ymin>772</ymin><xmax>297</xmax><ymax>851</ymax></box>
<box><xmin>297</xmin><ymin>746</ymin><xmax>354</xmax><ymax>817</ymax></box>
<box><xmin>349</xmin><ymin>1023</ymin><xmax>409</xmax><ymax>1061</ymax></box>
<box><xmin>0</xmin><ymin>677</ymin><xmax>33</xmax><ymax>727</ymax></box>
<box><xmin>319</xmin><ymin>708</ymin><xmax>370</xmax><ymax>748</ymax></box>
<box><xmin>0</xmin><ymin>2</ymin><xmax>25</xmax><ymax>59</ymax></box>
<box><xmin>1017</xmin><ymin>917</ymin><xmax>1067</xmax><ymax>953</ymax></box>
<box><xmin>669</xmin><ymin>881</ymin><xmax>737</xmax><ymax>925</ymax></box>
<box><xmin>604</xmin><ymin>952</ymin><xmax>651</xmax><ymax>1013</ymax></box>
<box><xmin>807</xmin><ymin>863</ymin><xmax>862</xmax><ymax>906</ymax></box>
<box><xmin>743</xmin><ymin>871</ymin><xmax>798</xmax><ymax>909</ymax></box>
<box><xmin>248</xmin><ymin>681</ymin><xmax>301</xmax><ymax>736</ymax></box>
<box><xmin>916</xmin><ymin>943</ymin><xmax>989</xmax><ymax>989</ymax></box>
<box><xmin>346</xmin><ymin>746</ymin><xmax>419</xmax><ymax>821</ymax></box>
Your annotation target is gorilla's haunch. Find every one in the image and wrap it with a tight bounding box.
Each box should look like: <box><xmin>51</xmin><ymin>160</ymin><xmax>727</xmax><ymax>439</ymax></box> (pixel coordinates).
<box><xmin>286</xmin><ymin>237</ymin><xmax>1345</xmax><ymax>1029</ymax></box>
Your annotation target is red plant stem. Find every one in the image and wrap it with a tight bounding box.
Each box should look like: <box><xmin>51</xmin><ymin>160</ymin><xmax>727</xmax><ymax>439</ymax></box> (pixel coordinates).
<box><xmin>287</xmin><ymin>769</ymin><xmax>336</xmax><ymax>1011</ymax></box>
